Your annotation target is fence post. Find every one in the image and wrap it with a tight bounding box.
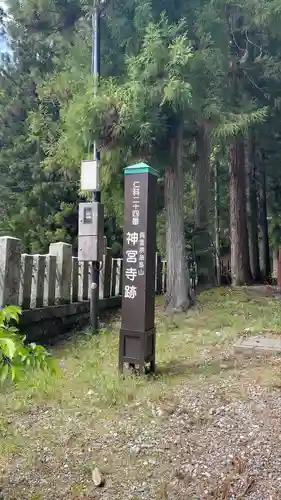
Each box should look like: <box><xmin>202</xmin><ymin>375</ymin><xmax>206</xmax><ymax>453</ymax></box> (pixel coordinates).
<box><xmin>277</xmin><ymin>249</ymin><xmax>281</xmax><ymax>291</ymax></box>
<box><xmin>111</xmin><ymin>259</ymin><xmax>117</xmax><ymax>297</ymax></box>
<box><xmin>118</xmin><ymin>259</ymin><xmax>123</xmax><ymax>296</ymax></box>
<box><xmin>44</xmin><ymin>255</ymin><xmax>56</xmax><ymax>306</ymax></box>
<box><xmin>49</xmin><ymin>242</ymin><xmax>72</xmax><ymax>304</ymax></box>
<box><xmin>0</xmin><ymin>236</ymin><xmax>21</xmax><ymax>308</ymax></box>
<box><xmin>88</xmin><ymin>262</ymin><xmax>93</xmax><ymax>301</ymax></box>
<box><xmin>112</xmin><ymin>258</ymin><xmax>122</xmax><ymax>296</ymax></box>
<box><xmin>19</xmin><ymin>254</ymin><xmax>33</xmax><ymax>309</ymax></box>
<box><xmin>31</xmin><ymin>255</ymin><xmax>46</xmax><ymax>308</ymax></box>
<box><xmin>78</xmin><ymin>261</ymin><xmax>89</xmax><ymax>301</ymax></box>
<box><xmin>99</xmin><ymin>237</ymin><xmax>107</xmax><ymax>299</ymax></box>
<box><xmin>155</xmin><ymin>253</ymin><xmax>163</xmax><ymax>294</ymax></box>
<box><xmin>72</xmin><ymin>257</ymin><xmax>79</xmax><ymax>303</ymax></box>
<box><xmin>162</xmin><ymin>260</ymin><xmax>167</xmax><ymax>293</ymax></box>
<box><xmin>103</xmin><ymin>248</ymin><xmax>112</xmax><ymax>299</ymax></box>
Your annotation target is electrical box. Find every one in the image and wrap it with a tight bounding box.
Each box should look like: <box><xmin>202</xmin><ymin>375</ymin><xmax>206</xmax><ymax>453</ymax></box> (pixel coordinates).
<box><xmin>80</xmin><ymin>160</ymin><xmax>100</xmax><ymax>191</ymax></box>
<box><xmin>78</xmin><ymin>202</ymin><xmax>104</xmax><ymax>262</ymax></box>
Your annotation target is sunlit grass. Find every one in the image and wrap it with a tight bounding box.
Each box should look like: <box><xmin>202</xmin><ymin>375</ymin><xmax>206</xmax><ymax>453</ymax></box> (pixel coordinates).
<box><xmin>0</xmin><ymin>286</ymin><xmax>280</xmax><ymax>471</ymax></box>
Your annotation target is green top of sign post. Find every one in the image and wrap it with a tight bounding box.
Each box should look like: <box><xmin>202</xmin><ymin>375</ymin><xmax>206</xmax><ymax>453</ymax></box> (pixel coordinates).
<box><xmin>124</xmin><ymin>162</ymin><xmax>159</xmax><ymax>177</ymax></box>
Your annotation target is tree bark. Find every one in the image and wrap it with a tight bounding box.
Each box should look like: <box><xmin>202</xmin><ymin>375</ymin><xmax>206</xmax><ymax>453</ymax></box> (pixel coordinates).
<box><xmin>214</xmin><ymin>161</ymin><xmax>221</xmax><ymax>285</ymax></box>
<box><xmin>164</xmin><ymin>121</ymin><xmax>191</xmax><ymax>311</ymax></box>
<box><xmin>258</xmin><ymin>159</ymin><xmax>271</xmax><ymax>281</ymax></box>
<box><xmin>245</xmin><ymin>134</ymin><xmax>261</xmax><ymax>282</ymax></box>
<box><xmin>229</xmin><ymin>136</ymin><xmax>252</xmax><ymax>285</ymax></box>
<box><xmin>194</xmin><ymin>124</ymin><xmax>216</xmax><ymax>287</ymax></box>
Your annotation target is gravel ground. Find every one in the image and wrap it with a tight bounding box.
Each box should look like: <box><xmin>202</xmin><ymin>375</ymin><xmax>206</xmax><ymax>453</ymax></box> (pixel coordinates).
<box><xmin>1</xmin><ymin>356</ymin><xmax>281</xmax><ymax>499</ymax></box>
<box><xmin>94</xmin><ymin>376</ymin><xmax>281</xmax><ymax>500</ymax></box>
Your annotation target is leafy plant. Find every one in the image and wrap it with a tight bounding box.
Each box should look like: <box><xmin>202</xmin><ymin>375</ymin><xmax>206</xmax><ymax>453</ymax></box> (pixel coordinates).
<box><xmin>0</xmin><ymin>305</ymin><xmax>57</xmax><ymax>383</ymax></box>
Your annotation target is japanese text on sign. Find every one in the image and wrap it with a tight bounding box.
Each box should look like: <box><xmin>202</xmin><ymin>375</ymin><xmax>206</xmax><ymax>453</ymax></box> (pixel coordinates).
<box><xmin>138</xmin><ymin>231</ymin><xmax>145</xmax><ymax>276</ymax></box>
<box><xmin>126</xmin><ymin>232</ymin><xmax>138</xmax><ymax>246</ymax></box>
<box><xmin>132</xmin><ymin>180</ymin><xmax>140</xmax><ymax>226</ymax></box>
<box><xmin>126</xmin><ymin>249</ymin><xmax>138</xmax><ymax>263</ymax></box>
<box><xmin>124</xmin><ymin>285</ymin><xmax>137</xmax><ymax>299</ymax></box>
<box><xmin>124</xmin><ymin>236</ymin><xmax>138</xmax><ymax>300</ymax></box>
<box><xmin>124</xmin><ymin>181</ymin><xmax>145</xmax><ymax>299</ymax></box>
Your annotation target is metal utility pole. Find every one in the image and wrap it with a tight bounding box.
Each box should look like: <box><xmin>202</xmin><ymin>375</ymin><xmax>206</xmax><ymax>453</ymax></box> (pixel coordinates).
<box><xmin>78</xmin><ymin>2</ymin><xmax>106</xmax><ymax>333</ymax></box>
<box><xmin>90</xmin><ymin>4</ymin><xmax>101</xmax><ymax>332</ymax></box>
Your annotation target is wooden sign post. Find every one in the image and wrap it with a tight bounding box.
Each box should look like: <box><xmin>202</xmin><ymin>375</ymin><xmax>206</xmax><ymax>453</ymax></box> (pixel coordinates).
<box><xmin>119</xmin><ymin>162</ymin><xmax>158</xmax><ymax>373</ymax></box>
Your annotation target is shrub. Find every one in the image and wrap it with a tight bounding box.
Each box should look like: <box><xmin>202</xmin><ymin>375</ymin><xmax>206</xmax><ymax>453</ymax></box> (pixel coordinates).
<box><xmin>0</xmin><ymin>305</ymin><xmax>57</xmax><ymax>383</ymax></box>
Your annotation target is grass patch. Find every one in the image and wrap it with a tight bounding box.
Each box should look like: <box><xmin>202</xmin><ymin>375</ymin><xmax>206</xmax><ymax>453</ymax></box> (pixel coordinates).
<box><xmin>0</xmin><ymin>286</ymin><xmax>281</xmax><ymax>497</ymax></box>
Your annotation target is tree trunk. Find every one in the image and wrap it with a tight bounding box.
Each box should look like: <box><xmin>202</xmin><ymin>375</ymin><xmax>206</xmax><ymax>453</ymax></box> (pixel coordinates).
<box><xmin>229</xmin><ymin>136</ymin><xmax>252</xmax><ymax>285</ymax></box>
<box><xmin>164</xmin><ymin>122</ymin><xmax>191</xmax><ymax>311</ymax></box>
<box><xmin>245</xmin><ymin>134</ymin><xmax>261</xmax><ymax>282</ymax></box>
<box><xmin>194</xmin><ymin>124</ymin><xmax>216</xmax><ymax>288</ymax></box>
<box><xmin>258</xmin><ymin>160</ymin><xmax>271</xmax><ymax>281</ymax></box>
<box><xmin>214</xmin><ymin>161</ymin><xmax>221</xmax><ymax>285</ymax></box>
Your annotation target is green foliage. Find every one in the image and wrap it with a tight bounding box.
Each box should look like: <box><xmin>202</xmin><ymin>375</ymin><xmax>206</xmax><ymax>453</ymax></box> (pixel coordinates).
<box><xmin>0</xmin><ymin>306</ymin><xmax>57</xmax><ymax>383</ymax></box>
<box><xmin>43</xmin><ymin>13</ymin><xmax>195</xmax><ymax>192</ymax></box>
<box><xmin>214</xmin><ymin>108</ymin><xmax>268</xmax><ymax>139</ymax></box>
<box><xmin>1</xmin><ymin>0</ymin><xmax>281</xmax><ymax>281</ymax></box>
